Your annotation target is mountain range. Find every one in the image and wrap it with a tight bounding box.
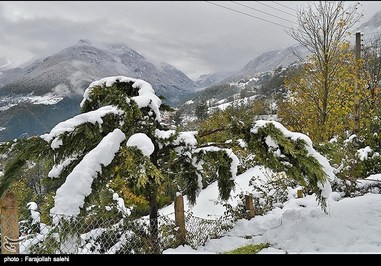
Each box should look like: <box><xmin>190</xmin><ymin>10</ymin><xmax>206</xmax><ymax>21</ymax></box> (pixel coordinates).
<box><xmin>221</xmin><ymin>44</ymin><xmax>309</xmax><ymax>84</ymax></box>
<box><xmin>186</xmin><ymin>11</ymin><xmax>381</xmax><ymax>104</ymax></box>
<box><xmin>1</xmin><ymin>10</ymin><xmax>381</xmax><ymax>141</ymax></box>
<box><xmin>0</xmin><ymin>39</ymin><xmax>196</xmax><ymax>102</ymax></box>
<box><xmin>0</xmin><ymin>40</ymin><xmax>198</xmax><ymax>141</ymax></box>
<box><xmin>195</xmin><ymin>71</ymin><xmax>235</xmax><ymax>88</ymax></box>
<box><xmin>192</xmin><ymin>45</ymin><xmax>308</xmax><ymax>91</ymax></box>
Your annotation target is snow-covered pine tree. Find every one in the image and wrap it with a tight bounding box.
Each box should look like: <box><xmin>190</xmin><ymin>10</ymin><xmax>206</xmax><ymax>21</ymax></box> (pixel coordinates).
<box><xmin>40</xmin><ymin>76</ymin><xmax>239</xmax><ymax>253</ymax></box>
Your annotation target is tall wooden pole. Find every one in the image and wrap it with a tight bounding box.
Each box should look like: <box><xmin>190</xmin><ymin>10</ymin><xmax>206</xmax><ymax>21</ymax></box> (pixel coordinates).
<box><xmin>354</xmin><ymin>32</ymin><xmax>361</xmax><ymax>133</ymax></box>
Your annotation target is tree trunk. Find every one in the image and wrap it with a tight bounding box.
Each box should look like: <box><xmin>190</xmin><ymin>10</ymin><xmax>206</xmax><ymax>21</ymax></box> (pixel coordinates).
<box><xmin>321</xmin><ymin>58</ymin><xmax>330</xmax><ymax>142</ymax></box>
<box><xmin>149</xmin><ymin>184</ymin><xmax>160</xmax><ymax>254</ymax></box>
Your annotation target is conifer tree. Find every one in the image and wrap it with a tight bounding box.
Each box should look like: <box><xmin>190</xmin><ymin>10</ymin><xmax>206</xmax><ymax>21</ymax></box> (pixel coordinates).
<box><xmin>39</xmin><ymin>76</ymin><xmax>239</xmax><ymax>253</ymax></box>
<box><xmin>195</xmin><ymin>100</ymin><xmax>209</xmax><ymax>121</ymax></box>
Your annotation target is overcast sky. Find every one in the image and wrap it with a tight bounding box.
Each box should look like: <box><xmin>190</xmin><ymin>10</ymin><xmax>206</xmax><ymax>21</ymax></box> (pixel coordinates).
<box><xmin>1</xmin><ymin>1</ymin><xmax>381</xmax><ymax>80</ymax></box>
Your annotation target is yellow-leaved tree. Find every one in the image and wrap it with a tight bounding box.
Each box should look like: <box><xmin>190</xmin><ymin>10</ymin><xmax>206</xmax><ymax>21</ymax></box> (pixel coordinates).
<box><xmin>279</xmin><ymin>42</ymin><xmax>369</xmax><ymax>142</ymax></box>
<box><xmin>279</xmin><ymin>1</ymin><xmax>364</xmax><ymax>142</ymax></box>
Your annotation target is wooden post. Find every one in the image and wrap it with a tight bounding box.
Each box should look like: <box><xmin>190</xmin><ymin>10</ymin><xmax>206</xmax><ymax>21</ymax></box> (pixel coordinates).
<box><xmin>296</xmin><ymin>189</ymin><xmax>303</xmax><ymax>199</ymax></box>
<box><xmin>1</xmin><ymin>192</ymin><xmax>19</xmax><ymax>254</ymax></box>
<box><xmin>245</xmin><ymin>195</ymin><xmax>255</xmax><ymax>220</ymax></box>
<box><xmin>174</xmin><ymin>195</ymin><xmax>186</xmax><ymax>245</ymax></box>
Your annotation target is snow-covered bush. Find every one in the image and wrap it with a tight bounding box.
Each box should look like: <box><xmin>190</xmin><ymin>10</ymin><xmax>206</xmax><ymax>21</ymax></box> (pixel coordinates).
<box><xmin>244</xmin><ymin>121</ymin><xmax>334</xmax><ymax>210</ymax></box>
<box><xmin>327</xmin><ymin>131</ymin><xmax>381</xmax><ymax>182</ymax></box>
<box><xmin>249</xmin><ymin>172</ymin><xmax>299</xmax><ymax>214</ymax></box>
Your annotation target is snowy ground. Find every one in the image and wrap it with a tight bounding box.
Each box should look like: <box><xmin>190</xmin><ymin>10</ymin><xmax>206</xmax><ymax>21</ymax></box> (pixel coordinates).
<box><xmin>160</xmin><ymin>166</ymin><xmax>273</xmax><ymax>219</ymax></box>
<box><xmin>0</xmin><ymin>93</ymin><xmax>63</xmax><ymax>112</ymax></box>
<box><xmin>209</xmin><ymin>95</ymin><xmax>258</xmax><ymax>112</ymax></box>
<box><xmin>163</xmin><ymin>167</ymin><xmax>381</xmax><ymax>254</ymax></box>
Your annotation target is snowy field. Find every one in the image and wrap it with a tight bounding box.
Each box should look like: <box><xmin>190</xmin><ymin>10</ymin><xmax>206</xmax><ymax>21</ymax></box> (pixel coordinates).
<box><xmin>163</xmin><ymin>167</ymin><xmax>381</xmax><ymax>254</ymax></box>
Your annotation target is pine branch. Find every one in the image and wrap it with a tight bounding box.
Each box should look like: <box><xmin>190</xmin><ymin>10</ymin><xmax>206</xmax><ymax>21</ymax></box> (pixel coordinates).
<box><xmin>198</xmin><ymin>127</ymin><xmax>227</xmax><ymax>138</ymax></box>
<box><xmin>197</xmin><ymin>142</ymin><xmax>235</xmax><ymax>149</ymax></box>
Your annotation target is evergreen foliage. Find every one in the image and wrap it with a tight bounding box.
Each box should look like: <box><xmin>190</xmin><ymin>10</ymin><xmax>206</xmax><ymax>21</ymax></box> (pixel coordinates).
<box><xmin>243</xmin><ymin>122</ymin><xmax>331</xmax><ymax>209</ymax></box>
<box><xmin>0</xmin><ymin>77</ymin><xmax>241</xmax><ymax>238</ymax></box>
<box><xmin>194</xmin><ymin>101</ymin><xmax>208</xmax><ymax>121</ymax></box>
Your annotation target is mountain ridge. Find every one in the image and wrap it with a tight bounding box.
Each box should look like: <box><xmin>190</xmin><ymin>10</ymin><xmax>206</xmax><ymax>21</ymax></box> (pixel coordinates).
<box><xmin>0</xmin><ymin>39</ymin><xmax>197</xmax><ymax>102</ymax></box>
<box><xmin>0</xmin><ymin>40</ymin><xmax>198</xmax><ymax>141</ymax></box>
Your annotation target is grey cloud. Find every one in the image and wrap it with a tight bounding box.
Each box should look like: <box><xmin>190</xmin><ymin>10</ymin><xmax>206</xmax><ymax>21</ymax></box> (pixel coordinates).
<box><xmin>0</xmin><ymin>1</ymin><xmax>380</xmax><ymax>80</ymax></box>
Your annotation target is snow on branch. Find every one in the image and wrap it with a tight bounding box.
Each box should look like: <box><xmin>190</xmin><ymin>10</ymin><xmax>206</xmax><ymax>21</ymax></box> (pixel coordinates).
<box><xmin>50</xmin><ymin>128</ymin><xmax>126</xmax><ymax>218</ymax></box>
<box><xmin>251</xmin><ymin>120</ymin><xmax>335</xmax><ymax>199</ymax></box>
<box><xmin>127</xmin><ymin>133</ymin><xmax>155</xmax><ymax>156</ymax></box>
<box><xmin>41</xmin><ymin>105</ymin><xmax>124</xmax><ymax>149</ymax></box>
<box><xmin>194</xmin><ymin>146</ymin><xmax>240</xmax><ymax>180</ymax></box>
<box><xmin>48</xmin><ymin>155</ymin><xmax>79</xmax><ymax>178</ymax></box>
<box><xmin>80</xmin><ymin>76</ymin><xmax>162</xmax><ymax>122</ymax></box>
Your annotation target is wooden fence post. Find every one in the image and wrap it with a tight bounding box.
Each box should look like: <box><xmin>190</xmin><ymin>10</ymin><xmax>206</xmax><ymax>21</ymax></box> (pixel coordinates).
<box><xmin>297</xmin><ymin>189</ymin><xmax>303</xmax><ymax>199</ymax></box>
<box><xmin>245</xmin><ymin>195</ymin><xmax>255</xmax><ymax>220</ymax></box>
<box><xmin>1</xmin><ymin>192</ymin><xmax>19</xmax><ymax>254</ymax></box>
<box><xmin>174</xmin><ymin>194</ymin><xmax>186</xmax><ymax>245</ymax></box>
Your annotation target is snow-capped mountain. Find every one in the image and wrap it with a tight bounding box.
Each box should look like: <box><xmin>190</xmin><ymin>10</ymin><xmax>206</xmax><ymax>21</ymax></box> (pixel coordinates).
<box><xmin>0</xmin><ymin>40</ymin><xmax>198</xmax><ymax>141</ymax></box>
<box><xmin>179</xmin><ymin>44</ymin><xmax>309</xmax><ymax>116</ymax></box>
<box><xmin>0</xmin><ymin>40</ymin><xmax>197</xmax><ymax>103</ymax></box>
<box><xmin>223</xmin><ymin>9</ymin><xmax>381</xmax><ymax>87</ymax></box>
<box><xmin>0</xmin><ymin>57</ymin><xmax>17</xmax><ymax>71</ymax></box>
<box><xmin>222</xmin><ymin>44</ymin><xmax>309</xmax><ymax>84</ymax></box>
<box><xmin>195</xmin><ymin>71</ymin><xmax>234</xmax><ymax>88</ymax></box>
<box><xmin>359</xmin><ymin>10</ymin><xmax>381</xmax><ymax>34</ymax></box>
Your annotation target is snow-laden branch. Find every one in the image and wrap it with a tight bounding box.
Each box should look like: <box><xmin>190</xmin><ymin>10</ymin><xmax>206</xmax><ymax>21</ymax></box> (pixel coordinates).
<box><xmin>194</xmin><ymin>146</ymin><xmax>240</xmax><ymax>180</ymax></box>
<box><xmin>252</xmin><ymin>120</ymin><xmax>335</xmax><ymax>198</ymax></box>
<box><xmin>48</xmin><ymin>154</ymin><xmax>79</xmax><ymax>178</ymax></box>
<box><xmin>50</xmin><ymin>129</ymin><xmax>126</xmax><ymax>219</ymax></box>
<box><xmin>41</xmin><ymin>105</ymin><xmax>124</xmax><ymax>149</ymax></box>
<box><xmin>80</xmin><ymin>76</ymin><xmax>162</xmax><ymax>122</ymax></box>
